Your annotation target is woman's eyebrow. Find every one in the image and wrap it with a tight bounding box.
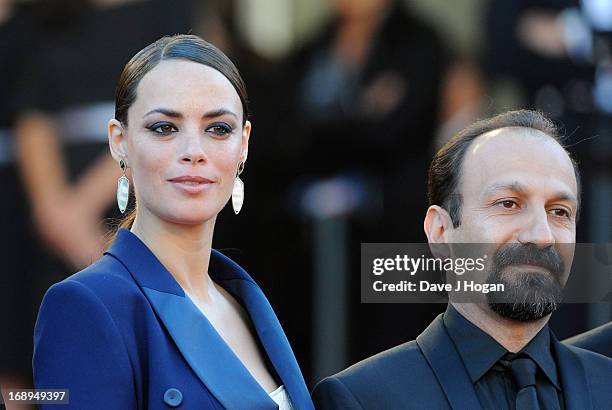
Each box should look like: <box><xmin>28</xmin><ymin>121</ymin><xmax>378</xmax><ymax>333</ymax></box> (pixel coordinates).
<box><xmin>143</xmin><ymin>108</ymin><xmax>182</xmax><ymax>118</ymax></box>
<box><xmin>203</xmin><ymin>108</ymin><xmax>238</xmax><ymax>120</ymax></box>
<box><xmin>142</xmin><ymin>108</ymin><xmax>238</xmax><ymax>120</ymax></box>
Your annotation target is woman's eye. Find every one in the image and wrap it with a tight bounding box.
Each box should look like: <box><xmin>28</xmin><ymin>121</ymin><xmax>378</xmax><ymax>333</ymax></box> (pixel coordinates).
<box><xmin>206</xmin><ymin>123</ymin><xmax>232</xmax><ymax>136</ymax></box>
<box><xmin>148</xmin><ymin>123</ymin><xmax>177</xmax><ymax>134</ymax></box>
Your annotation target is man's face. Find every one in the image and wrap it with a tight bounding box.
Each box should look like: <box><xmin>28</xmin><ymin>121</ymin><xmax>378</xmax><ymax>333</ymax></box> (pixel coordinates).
<box><xmin>448</xmin><ymin>127</ymin><xmax>578</xmax><ymax>321</ymax></box>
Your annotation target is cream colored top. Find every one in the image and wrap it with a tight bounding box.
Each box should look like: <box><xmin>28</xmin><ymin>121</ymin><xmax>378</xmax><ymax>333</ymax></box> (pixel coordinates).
<box><xmin>269</xmin><ymin>385</ymin><xmax>294</xmax><ymax>410</ymax></box>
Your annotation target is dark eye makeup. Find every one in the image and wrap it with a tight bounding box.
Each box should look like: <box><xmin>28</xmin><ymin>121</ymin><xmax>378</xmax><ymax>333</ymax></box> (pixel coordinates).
<box><xmin>146</xmin><ymin>122</ymin><xmax>177</xmax><ymax>135</ymax></box>
<box><xmin>145</xmin><ymin>120</ymin><xmax>234</xmax><ymax>137</ymax></box>
<box><xmin>206</xmin><ymin>122</ymin><xmax>233</xmax><ymax>137</ymax></box>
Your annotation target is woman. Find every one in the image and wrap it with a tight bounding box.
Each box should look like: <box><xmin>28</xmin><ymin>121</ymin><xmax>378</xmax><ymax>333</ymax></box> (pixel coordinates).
<box><xmin>33</xmin><ymin>34</ymin><xmax>314</xmax><ymax>410</ymax></box>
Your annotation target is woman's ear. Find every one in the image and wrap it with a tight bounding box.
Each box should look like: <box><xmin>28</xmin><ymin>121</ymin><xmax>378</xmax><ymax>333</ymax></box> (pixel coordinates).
<box><xmin>240</xmin><ymin>120</ymin><xmax>251</xmax><ymax>163</ymax></box>
<box><xmin>108</xmin><ymin>119</ymin><xmax>128</xmax><ymax>163</ymax></box>
<box><xmin>424</xmin><ymin>205</ymin><xmax>454</xmax><ymax>244</ymax></box>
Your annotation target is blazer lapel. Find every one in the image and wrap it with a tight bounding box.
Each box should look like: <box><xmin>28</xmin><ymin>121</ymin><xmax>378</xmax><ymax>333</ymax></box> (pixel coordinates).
<box><xmin>551</xmin><ymin>332</ymin><xmax>593</xmax><ymax>410</ymax></box>
<box><xmin>416</xmin><ymin>314</ymin><xmax>482</xmax><ymax>410</ymax></box>
<box><xmin>211</xmin><ymin>250</ymin><xmax>314</xmax><ymax>410</ymax></box>
<box><xmin>105</xmin><ymin>229</ymin><xmax>277</xmax><ymax>410</ymax></box>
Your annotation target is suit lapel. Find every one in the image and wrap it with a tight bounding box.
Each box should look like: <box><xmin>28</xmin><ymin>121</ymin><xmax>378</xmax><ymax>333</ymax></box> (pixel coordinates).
<box><xmin>141</xmin><ymin>287</ymin><xmax>276</xmax><ymax>410</ymax></box>
<box><xmin>211</xmin><ymin>250</ymin><xmax>314</xmax><ymax>410</ymax></box>
<box><xmin>416</xmin><ymin>314</ymin><xmax>483</xmax><ymax>410</ymax></box>
<box><xmin>105</xmin><ymin>229</ymin><xmax>277</xmax><ymax>410</ymax></box>
<box><xmin>551</xmin><ymin>332</ymin><xmax>593</xmax><ymax>410</ymax></box>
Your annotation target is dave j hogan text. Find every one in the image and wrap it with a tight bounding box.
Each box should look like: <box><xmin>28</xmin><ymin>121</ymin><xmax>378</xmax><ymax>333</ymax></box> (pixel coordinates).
<box><xmin>372</xmin><ymin>280</ymin><xmax>505</xmax><ymax>294</ymax></box>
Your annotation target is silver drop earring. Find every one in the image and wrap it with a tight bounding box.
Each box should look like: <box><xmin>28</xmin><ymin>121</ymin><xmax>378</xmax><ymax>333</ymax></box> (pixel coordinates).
<box><xmin>117</xmin><ymin>159</ymin><xmax>129</xmax><ymax>214</ymax></box>
<box><xmin>232</xmin><ymin>161</ymin><xmax>245</xmax><ymax>214</ymax></box>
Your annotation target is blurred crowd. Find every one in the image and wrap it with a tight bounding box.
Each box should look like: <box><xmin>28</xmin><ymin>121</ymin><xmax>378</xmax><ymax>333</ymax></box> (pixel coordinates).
<box><xmin>1</xmin><ymin>0</ymin><xmax>611</xmax><ymax>394</ymax></box>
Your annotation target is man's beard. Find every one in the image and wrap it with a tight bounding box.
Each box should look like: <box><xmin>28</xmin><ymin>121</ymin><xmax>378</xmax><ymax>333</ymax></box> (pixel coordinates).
<box><xmin>486</xmin><ymin>244</ymin><xmax>565</xmax><ymax>321</ymax></box>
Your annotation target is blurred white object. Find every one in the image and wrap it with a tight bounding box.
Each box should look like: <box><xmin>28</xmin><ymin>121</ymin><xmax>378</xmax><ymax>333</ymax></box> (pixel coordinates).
<box><xmin>594</xmin><ymin>66</ymin><xmax>612</xmax><ymax>113</ymax></box>
<box><xmin>559</xmin><ymin>7</ymin><xmax>593</xmax><ymax>62</ymax></box>
<box><xmin>581</xmin><ymin>0</ymin><xmax>612</xmax><ymax>31</ymax></box>
<box><xmin>300</xmin><ymin>176</ymin><xmax>364</xmax><ymax>219</ymax></box>
<box><xmin>236</xmin><ymin>0</ymin><xmax>294</xmax><ymax>58</ymax></box>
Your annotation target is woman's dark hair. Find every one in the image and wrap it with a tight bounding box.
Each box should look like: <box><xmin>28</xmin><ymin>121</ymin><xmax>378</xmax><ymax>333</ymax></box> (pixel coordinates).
<box><xmin>115</xmin><ymin>34</ymin><xmax>249</xmax><ymax>126</ymax></box>
<box><xmin>108</xmin><ymin>34</ymin><xmax>249</xmax><ymax>245</ymax></box>
<box><xmin>427</xmin><ymin>110</ymin><xmax>581</xmax><ymax>228</ymax></box>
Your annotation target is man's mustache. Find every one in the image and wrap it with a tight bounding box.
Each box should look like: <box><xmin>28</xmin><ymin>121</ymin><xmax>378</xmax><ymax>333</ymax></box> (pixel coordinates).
<box><xmin>493</xmin><ymin>244</ymin><xmax>564</xmax><ymax>276</ymax></box>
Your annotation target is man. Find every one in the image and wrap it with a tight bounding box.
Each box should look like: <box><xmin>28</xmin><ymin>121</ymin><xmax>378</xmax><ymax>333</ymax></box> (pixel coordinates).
<box><xmin>312</xmin><ymin>110</ymin><xmax>612</xmax><ymax>409</ymax></box>
<box><xmin>565</xmin><ymin>321</ymin><xmax>612</xmax><ymax>358</ymax></box>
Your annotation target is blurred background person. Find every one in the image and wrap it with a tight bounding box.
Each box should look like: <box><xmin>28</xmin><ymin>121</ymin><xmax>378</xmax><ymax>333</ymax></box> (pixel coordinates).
<box><xmin>0</xmin><ymin>0</ymin><xmax>41</xmax><ymax>398</ymax></box>
<box><xmin>10</xmin><ymin>0</ymin><xmax>192</xmax><ymax>393</ymax></box>
<box><xmin>276</xmin><ymin>0</ymin><xmax>483</xmax><ymax>380</ymax></box>
<box><xmin>15</xmin><ymin>0</ymin><xmax>193</xmax><ymax>271</ymax></box>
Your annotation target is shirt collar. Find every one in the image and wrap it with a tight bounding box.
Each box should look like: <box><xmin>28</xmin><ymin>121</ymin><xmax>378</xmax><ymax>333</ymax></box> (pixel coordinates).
<box><xmin>521</xmin><ymin>323</ymin><xmax>560</xmax><ymax>389</ymax></box>
<box><xmin>444</xmin><ymin>304</ymin><xmax>507</xmax><ymax>383</ymax></box>
<box><xmin>443</xmin><ymin>305</ymin><xmax>560</xmax><ymax>389</ymax></box>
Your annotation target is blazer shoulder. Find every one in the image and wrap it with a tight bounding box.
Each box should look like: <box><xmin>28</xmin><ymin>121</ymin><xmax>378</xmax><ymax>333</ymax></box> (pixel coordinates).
<box><xmin>34</xmin><ymin>272</ymin><xmax>137</xmax><ymax>409</ymax></box>
<box><xmin>58</xmin><ymin>254</ymin><xmax>139</xmax><ymax>299</ymax></box>
<box><xmin>39</xmin><ymin>254</ymin><xmax>145</xmax><ymax>327</ymax></box>
<box><xmin>314</xmin><ymin>340</ymin><xmax>441</xmax><ymax>409</ymax></box>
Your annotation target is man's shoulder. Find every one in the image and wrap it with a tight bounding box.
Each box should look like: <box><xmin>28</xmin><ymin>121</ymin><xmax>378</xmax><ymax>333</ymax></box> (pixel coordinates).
<box><xmin>334</xmin><ymin>340</ymin><xmax>427</xmax><ymax>382</ymax></box>
<box><xmin>556</xmin><ymin>340</ymin><xmax>612</xmax><ymax>397</ymax></box>
<box><xmin>564</xmin><ymin>322</ymin><xmax>612</xmax><ymax>358</ymax></box>
<box><xmin>562</xmin><ymin>342</ymin><xmax>612</xmax><ymax>372</ymax></box>
<box><xmin>313</xmin><ymin>340</ymin><xmax>446</xmax><ymax>409</ymax></box>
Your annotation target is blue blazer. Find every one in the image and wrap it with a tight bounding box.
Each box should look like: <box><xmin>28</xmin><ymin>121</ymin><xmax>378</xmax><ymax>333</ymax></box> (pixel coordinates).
<box><xmin>312</xmin><ymin>313</ymin><xmax>612</xmax><ymax>409</ymax></box>
<box><xmin>33</xmin><ymin>228</ymin><xmax>314</xmax><ymax>410</ymax></box>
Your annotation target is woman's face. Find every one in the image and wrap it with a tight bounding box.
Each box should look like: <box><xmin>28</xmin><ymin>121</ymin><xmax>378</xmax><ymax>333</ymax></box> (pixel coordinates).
<box><xmin>111</xmin><ymin>59</ymin><xmax>250</xmax><ymax>226</ymax></box>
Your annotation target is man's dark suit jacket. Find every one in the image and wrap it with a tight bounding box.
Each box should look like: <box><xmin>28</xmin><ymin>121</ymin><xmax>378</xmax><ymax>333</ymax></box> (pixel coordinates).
<box><xmin>564</xmin><ymin>321</ymin><xmax>612</xmax><ymax>358</ymax></box>
<box><xmin>312</xmin><ymin>313</ymin><xmax>612</xmax><ymax>409</ymax></box>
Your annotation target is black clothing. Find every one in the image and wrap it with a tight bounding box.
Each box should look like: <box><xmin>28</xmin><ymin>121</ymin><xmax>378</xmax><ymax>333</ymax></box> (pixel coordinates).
<box><xmin>312</xmin><ymin>309</ymin><xmax>612</xmax><ymax>409</ymax></box>
<box><xmin>444</xmin><ymin>306</ymin><xmax>564</xmax><ymax>410</ymax></box>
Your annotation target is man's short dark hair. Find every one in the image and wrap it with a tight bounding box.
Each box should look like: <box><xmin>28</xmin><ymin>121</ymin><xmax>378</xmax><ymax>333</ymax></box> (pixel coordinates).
<box><xmin>427</xmin><ymin>110</ymin><xmax>581</xmax><ymax>227</ymax></box>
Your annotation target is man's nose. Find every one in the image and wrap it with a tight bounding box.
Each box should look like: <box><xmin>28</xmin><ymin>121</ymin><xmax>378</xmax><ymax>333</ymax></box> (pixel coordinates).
<box><xmin>517</xmin><ymin>208</ymin><xmax>555</xmax><ymax>247</ymax></box>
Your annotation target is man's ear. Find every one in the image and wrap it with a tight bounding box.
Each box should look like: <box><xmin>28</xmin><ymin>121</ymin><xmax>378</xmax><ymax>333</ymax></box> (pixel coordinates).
<box><xmin>424</xmin><ymin>205</ymin><xmax>455</xmax><ymax>259</ymax></box>
<box><xmin>240</xmin><ymin>120</ymin><xmax>251</xmax><ymax>163</ymax></box>
<box><xmin>424</xmin><ymin>205</ymin><xmax>455</xmax><ymax>244</ymax></box>
<box><xmin>108</xmin><ymin>119</ymin><xmax>128</xmax><ymax>163</ymax></box>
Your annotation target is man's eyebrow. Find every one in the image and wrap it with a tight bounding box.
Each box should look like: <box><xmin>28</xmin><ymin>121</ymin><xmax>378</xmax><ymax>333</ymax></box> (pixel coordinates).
<box><xmin>483</xmin><ymin>182</ymin><xmax>528</xmax><ymax>197</ymax></box>
<box><xmin>483</xmin><ymin>182</ymin><xmax>578</xmax><ymax>204</ymax></box>
<box><xmin>549</xmin><ymin>191</ymin><xmax>578</xmax><ymax>205</ymax></box>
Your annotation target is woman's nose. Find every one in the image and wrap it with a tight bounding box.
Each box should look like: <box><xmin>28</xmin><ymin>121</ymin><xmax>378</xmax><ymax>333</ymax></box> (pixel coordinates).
<box><xmin>180</xmin><ymin>130</ymin><xmax>207</xmax><ymax>164</ymax></box>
